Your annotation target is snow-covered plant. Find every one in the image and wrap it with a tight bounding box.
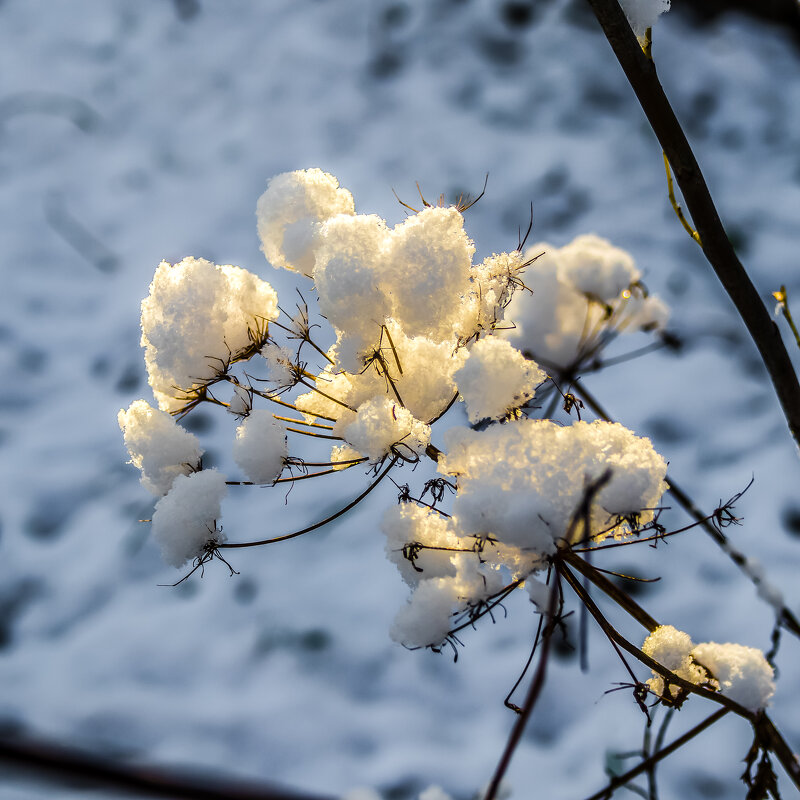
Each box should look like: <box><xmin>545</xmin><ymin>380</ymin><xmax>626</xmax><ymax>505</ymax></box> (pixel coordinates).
<box><xmin>119</xmin><ymin>159</ymin><xmax>800</xmax><ymax>798</ymax></box>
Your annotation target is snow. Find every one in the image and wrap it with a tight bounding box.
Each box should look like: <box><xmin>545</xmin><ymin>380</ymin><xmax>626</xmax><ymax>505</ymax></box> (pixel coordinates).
<box><xmin>337</xmin><ymin>396</ymin><xmax>431</xmax><ymax>463</ymax></box>
<box><xmin>151</xmin><ymin>469</ymin><xmax>228</xmax><ymax>568</ymax></box>
<box><xmin>2</xmin><ymin>1</ymin><xmax>800</xmax><ymax>798</ymax></box>
<box><xmin>453</xmin><ymin>336</ymin><xmax>547</xmax><ymax>423</ymax></box>
<box><xmin>232</xmin><ymin>410</ymin><xmax>287</xmax><ymax>485</ymax></box>
<box><xmin>117</xmin><ymin>399</ymin><xmax>203</xmax><ymax>496</ymax></box>
<box><xmin>691</xmin><ymin>641</ymin><xmax>775</xmax><ymax>712</ymax></box>
<box><xmin>440</xmin><ymin>419</ymin><xmax>668</xmax><ymax>551</ymax></box>
<box><xmin>619</xmin><ymin>0</ymin><xmax>672</xmax><ymax>41</ymax></box>
<box><xmin>140</xmin><ymin>257</ymin><xmax>279</xmax><ymax>412</ymax></box>
<box><xmin>256</xmin><ymin>168</ymin><xmax>356</xmax><ymax>277</ymax></box>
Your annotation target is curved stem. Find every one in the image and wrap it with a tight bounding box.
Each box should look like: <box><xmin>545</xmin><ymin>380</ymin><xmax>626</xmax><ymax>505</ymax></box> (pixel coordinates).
<box><xmin>217</xmin><ymin>457</ymin><xmax>398</xmax><ymax>549</ymax></box>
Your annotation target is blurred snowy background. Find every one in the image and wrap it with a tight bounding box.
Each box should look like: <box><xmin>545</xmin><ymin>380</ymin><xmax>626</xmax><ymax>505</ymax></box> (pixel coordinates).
<box><xmin>1</xmin><ymin>0</ymin><xmax>799</xmax><ymax>797</ymax></box>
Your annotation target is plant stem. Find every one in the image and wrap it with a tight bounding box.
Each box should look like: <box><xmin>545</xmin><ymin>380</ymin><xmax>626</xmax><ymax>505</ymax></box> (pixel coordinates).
<box><xmin>583</xmin><ymin>709</ymin><xmax>727</xmax><ymax>800</ymax></box>
<box><xmin>585</xmin><ymin>0</ymin><xmax>800</xmax><ymax>451</ymax></box>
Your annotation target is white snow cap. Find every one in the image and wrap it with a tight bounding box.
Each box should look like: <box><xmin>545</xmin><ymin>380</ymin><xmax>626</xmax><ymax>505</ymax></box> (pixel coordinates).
<box><xmin>619</xmin><ymin>0</ymin><xmax>671</xmax><ymax>40</ymax></box>
<box><xmin>691</xmin><ymin>641</ymin><xmax>775</xmax><ymax>712</ymax></box>
<box><xmin>256</xmin><ymin>168</ymin><xmax>355</xmax><ymax>276</ymax></box>
<box><xmin>152</xmin><ymin>469</ymin><xmax>228</xmax><ymax>568</ymax></box>
<box><xmin>642</xmin><ymin>626</ymin><xmax>775</xmax><ymax>711</ymax></box>
<box><xmin>232</xmin><ymin>410</ymin><xmax>288</xmax><ymax>484</ymax></box>
<box><xmin>642</xmin><ymin>625</ymin><xmax>708</xmax><ymax>699</ymax></box>
<box><xmin>118</xmin><ymin>399</ymin><xmax>203</xmax><ymax>496</ymax></box>
<box><xmin>441</xmin><ymin>418</ymin><xmax>668</xmax><ymax>553</ymax></box>
<box><xmin>454</xmin><ymin>336</ymin><xmax>546</xmax><ymax>423</ymax></box>
<box><xmin>140</xmin><ymin>257</ymin><xmax>278</xmax><ymax>412</ymax></box>
<box><xmin>337</xmin><ymin>396</ymin><xmax>431</xmax><ymax>462</ymax></box>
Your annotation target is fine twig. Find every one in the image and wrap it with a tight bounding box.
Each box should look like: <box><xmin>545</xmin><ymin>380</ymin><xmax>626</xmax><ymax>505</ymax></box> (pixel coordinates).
<box><xmin>584</xmin><ymin>0</ymin><xmax>800</xmax><ymax>450</ymax></box>
<box><xmin>583</xmin><ymin>709</ymin><xmax>727</xmax><ymax>800</ymax></box>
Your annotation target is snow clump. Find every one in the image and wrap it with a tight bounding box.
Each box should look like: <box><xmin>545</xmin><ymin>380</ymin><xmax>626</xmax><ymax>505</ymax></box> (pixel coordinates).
<box><xmin>118</xmin><ymin>400</ymin><xmax>203</xmax><ymax>496</ymax></box>
<box><xmin>256</xmin><ymin>168</ymin><xmax>355</xmax><ymax>276</ymax></box>
<box><xmin>453</xmin><ymin>336</ymin><xmax>546</xmax><ymax>423</ymax></box>
<box><xmin>619</xmin><ymin>0</ymin><xmax>671</xmax><ymax>41</ymax></box>
<box><xmin>502</xmin><ymin>235</ymin><xmax>669</xmax><ymax>371</ymax></box>
<box><xmin>140</xmin><ymin>257</ymin><xmax>279</xmax><ymax>413</ymax></box>
<box><xmin>642</xmin><ymin>625</ymin><xmax>709</xmax><ymax>699</ymax></box>
<box><xmin>691</xmin><ymin>641</ymin><xmax>775</xmax><ymax>712</ymax></box>
<box><xmin>151</xmin><ymin>469</ymin><xmax>228</xmax><ymax>567</ymax></box>
<box><xmin>384</xmin><ymin>418</ymin><xmax>667</xmax><ymax>649</ymax></box>
<box><xmin>232</xmin><ymin>410</ymin><xmax>288</xmax><ymax>484</ymax></box>
<box><xmin>336</xmin><ymin>396</ymin><xmax>431</xmax><ymax>462</ymax></box>
<box><xmin>642</xmin><ymin>626</ymin><xmax>775</xmax><ymax>711</ymax></box>
<box><xmin>441</xmin><ymin>418</ymin><xmax>668</xmax><ymax>553</ymax></box>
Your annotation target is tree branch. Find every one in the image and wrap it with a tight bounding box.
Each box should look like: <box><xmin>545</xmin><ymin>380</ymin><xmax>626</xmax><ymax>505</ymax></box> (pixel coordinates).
<box><xmin>585</xmin><ymin>0</ymin><xmax>800</xmax><ymax>449</ymax></box>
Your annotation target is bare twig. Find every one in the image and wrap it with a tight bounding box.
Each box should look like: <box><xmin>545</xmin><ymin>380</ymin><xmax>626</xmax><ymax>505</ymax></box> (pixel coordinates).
<box><xmin>583</xmin><ymin>709</ymin><xmax>728</xmax><ymax>800</ymax></box>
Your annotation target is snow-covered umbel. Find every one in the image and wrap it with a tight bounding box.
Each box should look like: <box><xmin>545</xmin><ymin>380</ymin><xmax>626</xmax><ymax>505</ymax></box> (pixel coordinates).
<box><xmin>140</xmin><ymin>257</ymin><xmax>279</xmax><ymax>412</ymax></box>
<box><xmin>454</xmin><ymin>336</ymin><xmax>546</xmax><ymax>423</ymax></box>
<box><xmin>642</xmin><ymin>626</ymin><xmax>775</xmax><ymax>711</ymax></box>
<box><xmin>118</xmin><ymin>400</ymin><xmax>203</xmax><ymax>496</ymax></box>
<box><xmin>502</xmin><ymin>235</ymin><xmax>669</xmax><ymax>371</ymax></box>
<box><xmin>441</xmin><ymin>419</ymin><xmax>668</xmax><ymax>552</ymax></box>
<box><xmin>619</xmin><ymin>0</ymin><xmax>671</xmax><ymax>41</ymax></box>
<box><xmin>256</xmin><ymin>168</ymin><xmax>355</xmax><ymax>277</ymax></box>
<box><xmin>383</xmin><ymin>418</ymin><xmax>667</xmax><ymax>649</ymax></box>
<box><xmin>232</xmin><ymin>410</ymin><xmax>288</xmax><ymax>484</ymax></box>
<box><xmin>151</xmin><ymin>469</ymin><xmax>228</xmax><ymax>568</ymax></box>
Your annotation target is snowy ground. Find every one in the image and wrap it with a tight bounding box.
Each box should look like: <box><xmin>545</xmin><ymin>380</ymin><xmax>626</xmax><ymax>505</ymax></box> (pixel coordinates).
<box><xmin>1</xmin><ymin>0</ymin><xmax>799</xmax><ymax>797</ymax></box>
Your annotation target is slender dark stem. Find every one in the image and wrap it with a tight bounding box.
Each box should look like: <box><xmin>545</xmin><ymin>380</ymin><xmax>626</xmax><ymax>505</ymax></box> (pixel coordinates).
<box><xmin>585</xmin><ymin>0</ymin><xmax>800</xmax><ymax>449</ymax></box>
<box><xmin>218</xmin><ymin>458</ymin><xmax>398</xmax><ymax>548</ymax></box>
<box><xmin>583</xmin><ymin>709</ymin><xmax>728</xmax><ymax>800</ymax></box>
<box><xmin>484</xmin><ymin>568</ymin><xmax>562</xmax><ymax>800</ymax></box>
<box><xmin>573</xmin><ymin>380</ymin><xmax>800</xmax><ymax>641</ymax></box>
<box><xmin>562</xmin><ymin>551</ymin><xmax>658</xmax><ymax>632</ymax></box>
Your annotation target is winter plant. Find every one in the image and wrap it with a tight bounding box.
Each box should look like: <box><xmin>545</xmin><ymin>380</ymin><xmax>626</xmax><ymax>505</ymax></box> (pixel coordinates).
<box><xmin>119</xmin><ymin>1</ymin><xmax>800</xmax><ymax>798</ymax></box>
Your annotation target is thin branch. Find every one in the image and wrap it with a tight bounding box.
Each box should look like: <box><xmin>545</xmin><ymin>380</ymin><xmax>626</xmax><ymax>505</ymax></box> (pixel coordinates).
<box><xmin>583</xmin><ymin>709</ymin><xmax>728</xmax><ymax>800</ymax></box>
<box><xmin>585</xmin><ymin>0</ymin><xmax>800</xmax><ymax>450</ymax></box>
<box><xmin>217</xmin><ymin>458</ymin><xmax>398</xmax><ymax>549</ymax></box>
<box><xmin>483</xmin><ymin>567</ymin><xmax>562</xmax><ymax>800</ymax></box>
<box><xmin>662</xmin><ymin>152</ymin><xmax>701</xmax><ymax>246</ymax></box>
<box><xmin>773</xmin><ymin>285</ymin><xmax>800</xmax><ymax>351</ymax></box>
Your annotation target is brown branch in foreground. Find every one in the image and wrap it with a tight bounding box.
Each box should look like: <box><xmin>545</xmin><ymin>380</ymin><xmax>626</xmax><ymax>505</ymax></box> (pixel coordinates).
<box><xmin>0</xmin><ymin>732</ymin><xmax>332</xmax><ymax>800</ymax></box>
<box><xmin>585</xmin><ymin>0</ymin><xmax>800</xmax><ymax>450</ymax></box>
